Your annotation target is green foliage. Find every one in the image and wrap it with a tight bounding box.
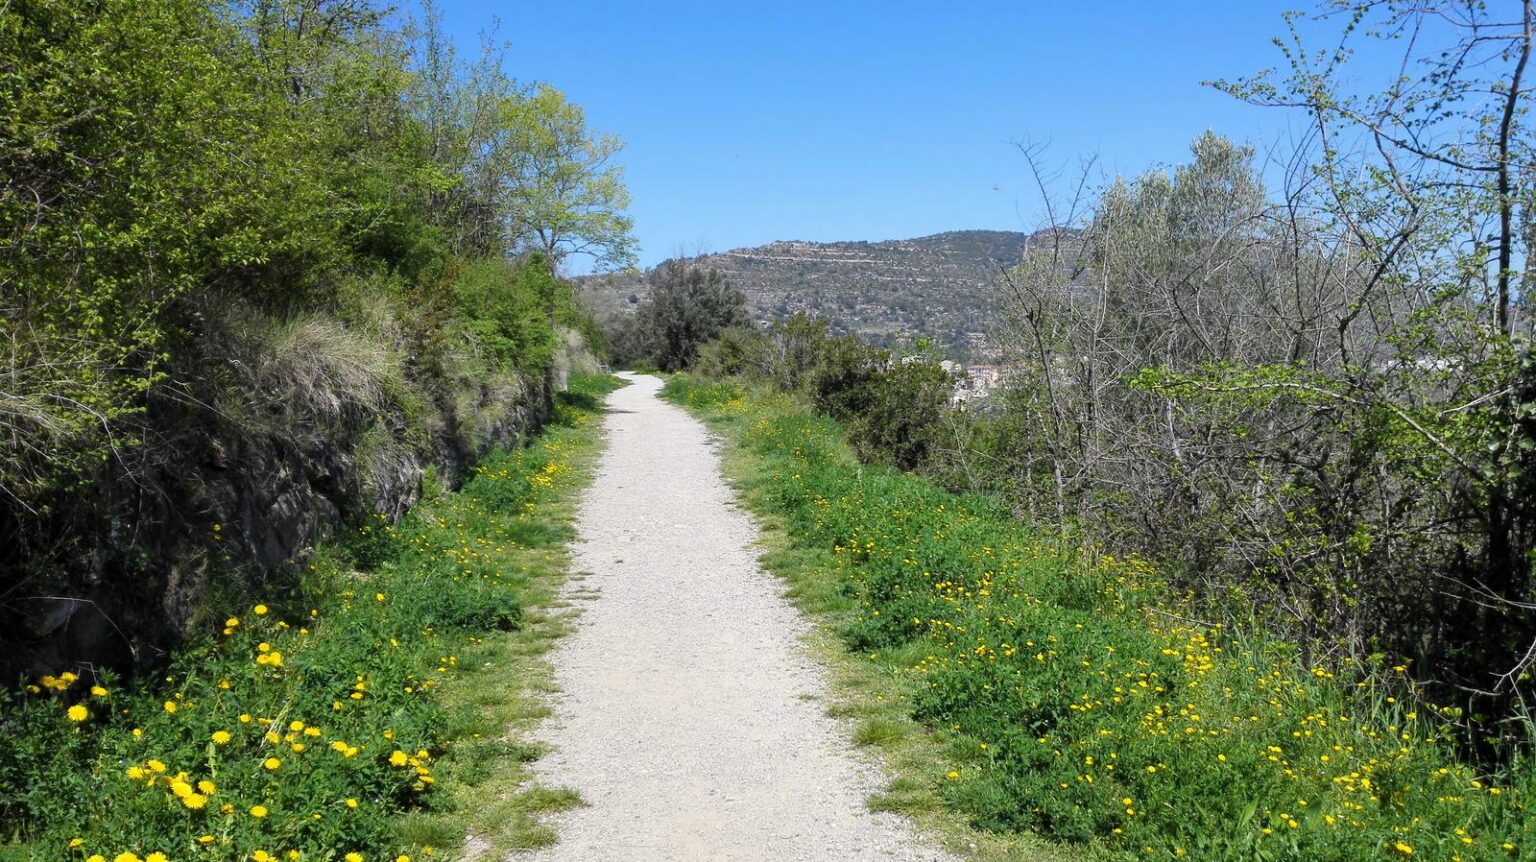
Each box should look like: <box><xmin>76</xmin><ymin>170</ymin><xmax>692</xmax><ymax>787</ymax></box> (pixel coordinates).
<box><xmin>0</xmin><ymin>0</ymin><xmax>631</xmax><ymax>666</ymax></box>
<box><xmin>635</xmin><ymin>260</ymin><xmax>751</xmax><ymax>371</ymax></box>
<box><xmin>450</xmin><ymin>257</ymin><xmax>559</xmax><ymax>374</ymax></box>
<box><xmin>496</xmin><ymin>84</ymin><xmax>637</xmax><ymax>273</ymax></box>
<box><xmin>841</xmin><ymin>358</ymin><xmax>953</xmax><ymax>471</ymax></box>
<box><xmin>0</xmin><ymin>0</ymin><xmax>334</xmax><ymax>497</ymax></box>
<box><xmin>672</xmin><ymin>384</ymin><xmax>1536</xmax><ymax>861</ymax></box>
<box><xmin>681</xmin><ymin>313</ymin><xmax>956</xmax><ymax>472</ymax></box>
<box><xmin>0</xmin><ymin>375</ymin><xmax>617</xmax><ymax>860</ymax></box>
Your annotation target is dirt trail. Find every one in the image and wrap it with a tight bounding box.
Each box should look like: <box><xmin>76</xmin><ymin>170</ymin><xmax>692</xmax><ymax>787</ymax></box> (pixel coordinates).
<box><xmin>516</xmin><ymin>373</ymin><xmax>953</xmax><ymax>862</ymax></box>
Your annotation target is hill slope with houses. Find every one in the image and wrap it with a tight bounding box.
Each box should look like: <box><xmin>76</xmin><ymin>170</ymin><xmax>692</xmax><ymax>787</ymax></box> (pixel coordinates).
<box><xmin>579</xmin><ymin>229</ymin><xmax>1032</xmax><ymax>360</ymax></box>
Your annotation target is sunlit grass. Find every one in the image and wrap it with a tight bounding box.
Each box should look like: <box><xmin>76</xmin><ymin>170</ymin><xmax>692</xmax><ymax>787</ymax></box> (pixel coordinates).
<box><xmin>666</xmin><ymin>372</ymin><xmax>1536</xmax><ymax>862</ymax></box>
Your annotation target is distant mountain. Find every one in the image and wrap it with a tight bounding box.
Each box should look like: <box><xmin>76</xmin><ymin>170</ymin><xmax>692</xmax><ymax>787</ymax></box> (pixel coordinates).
<box><xmin>577</xmin><ymin>230</ymin><xmax>1032</xmax><ymax>359</ymax></box>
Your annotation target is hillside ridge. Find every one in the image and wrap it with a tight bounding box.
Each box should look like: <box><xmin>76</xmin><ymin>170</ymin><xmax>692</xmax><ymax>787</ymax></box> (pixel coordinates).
<box><xmin>579</xmin><ymin>229</ymin><xmax>1033</xmax><ymax>358</ymax></box>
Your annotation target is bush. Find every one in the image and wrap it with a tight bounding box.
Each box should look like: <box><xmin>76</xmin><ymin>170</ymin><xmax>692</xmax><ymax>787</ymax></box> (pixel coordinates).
<box><xmin>634</xmin><ymin>260</ymin><xmax>750</xmax><ymax>371</ymax></box>
<box><xmin>683</xmin><ymin>313</ymin><xmax>956</xmax><ymax>473</ymax></box>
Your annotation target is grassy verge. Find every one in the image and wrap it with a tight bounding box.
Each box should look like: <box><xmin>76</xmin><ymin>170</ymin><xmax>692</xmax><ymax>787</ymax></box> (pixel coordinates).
<box><xmin>1</xmin><ymin>374</ymin><xmax>623</xmax><ymax>862</ymax></box>
<box><xmin>662</xmin><ymin>374</ymin><xmax>1533</xmax><ymax>862</ymax></box>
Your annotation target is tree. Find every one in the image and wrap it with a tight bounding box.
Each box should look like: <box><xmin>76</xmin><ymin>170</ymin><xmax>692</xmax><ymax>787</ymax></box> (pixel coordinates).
<box><xmin>986</xmin><ymin>1</ymin><xmax>1536</xmax><ymax>736</ymax></box>
<box><xmin>1211</xmin><ymin>0</ymin><xmax>1535</xmax><ymax>702</ymax></box>
<box><xmin>497</xmin><ymin>83</ymin><xmax>636</xmax><ymax>273</ymax></box>
<box><xmin>638</xmin><ymin>261</ymin><xmax>751</xmax><ymax>371</ymax></box>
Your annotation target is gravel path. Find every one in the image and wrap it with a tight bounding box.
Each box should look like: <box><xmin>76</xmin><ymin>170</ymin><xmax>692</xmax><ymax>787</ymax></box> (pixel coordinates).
<box><xmin>516</xmin><ymin>373</ymin><xmax>954</xmax><ymax>862</ymax></box>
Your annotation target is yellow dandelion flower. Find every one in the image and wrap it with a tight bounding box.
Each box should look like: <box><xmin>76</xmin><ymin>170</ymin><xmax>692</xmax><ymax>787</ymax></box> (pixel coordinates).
<box><xmin>254</xmin><ymin>604</ymin><xmax>268</xmax><ymax>616</ymax></box>
<box><xmin>67</xmin><ymin>704</ymin><xmax>89</xmax><ymax>722</ymax></box>
<box><xmin>211</xmin><ymin>730</ymin><xmax>231</xmax><ymax>745</ymax></box>
<box><xmin>90</xmin><ymin>686</ymin><xmax>107</xmax><ymax>697</ymax></box>
<box><xmin>162</xmin><ymin>701</ymin><xmax>177</xmax><ymax>714</ymax></box>
<box><xmin>250</xmin><ymin>804</ymin><xmax>268</xmax><ymax>818</ymax></box>
<box><xmin>346</xmin><ymin>854</ymin><xmax>363</xmax><ymax>862</ymax></box>
<box><xmin>263</xmin><ymin>757</ymin><xmax>281</xmax><ymax>771</ymax></box>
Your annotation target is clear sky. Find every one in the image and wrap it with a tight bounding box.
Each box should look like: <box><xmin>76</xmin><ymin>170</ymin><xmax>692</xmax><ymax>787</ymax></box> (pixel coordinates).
<box><xmin>432</xmin><ymin>2</ymin><xmax>1356</xmax><ymax>272</ymax></box>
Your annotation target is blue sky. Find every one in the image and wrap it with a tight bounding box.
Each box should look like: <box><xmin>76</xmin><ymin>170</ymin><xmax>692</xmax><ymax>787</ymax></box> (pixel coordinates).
<box><xmin>433</xmin><ymin>2</ymin><xmax>1360</xmax><ymax>271</ymax></box>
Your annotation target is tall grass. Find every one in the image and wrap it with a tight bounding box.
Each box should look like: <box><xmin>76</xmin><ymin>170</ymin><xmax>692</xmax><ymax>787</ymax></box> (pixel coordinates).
<box><xmin>664</xmin><ymin>374</ymin><xmax>1536</xmax><ymax>861</ymax></box>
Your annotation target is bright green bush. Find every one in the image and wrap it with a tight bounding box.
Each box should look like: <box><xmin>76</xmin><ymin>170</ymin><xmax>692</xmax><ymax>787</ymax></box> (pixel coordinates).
<box><xmin>667</xmin><ymin>376</ymin><xmax>1536</xmax><ymax>861</ymax></box>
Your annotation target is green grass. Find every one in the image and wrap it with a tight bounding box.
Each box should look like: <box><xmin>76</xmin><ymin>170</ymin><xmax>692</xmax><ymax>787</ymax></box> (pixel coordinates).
<box><xmin>0</xmin><ymin>374</ymin><xmax>624</xmax><ymax>862</ymax></box>
<box><xmin>663</xmin><ymin>373</ymin><xmax>1536</xmax><ymax>862</ymax></box>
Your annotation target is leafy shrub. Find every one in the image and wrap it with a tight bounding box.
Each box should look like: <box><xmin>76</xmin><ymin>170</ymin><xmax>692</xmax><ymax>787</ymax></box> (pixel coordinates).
<box><xmin>634</xmin><ymin>260</ymin><xmax>751</xmax><ymax>371</ymax></box>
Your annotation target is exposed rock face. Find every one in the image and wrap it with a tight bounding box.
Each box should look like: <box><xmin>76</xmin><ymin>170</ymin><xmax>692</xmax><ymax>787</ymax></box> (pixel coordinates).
<box><xmin>0</xmin><ymin>367</ymin><xmax>549</xmax><ymax>684</ymax></box>
<box><xmin>580</xmin><ymin>229</ymin><xmax>1031</xmax><ymax>359</ymax></box>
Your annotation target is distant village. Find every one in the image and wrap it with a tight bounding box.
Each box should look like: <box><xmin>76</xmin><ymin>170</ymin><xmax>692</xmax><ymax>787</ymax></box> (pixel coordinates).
<box><xmin>901</xmin><ymin>356</ymin><xmax>1021</xmax><ymax>407</ymax></box>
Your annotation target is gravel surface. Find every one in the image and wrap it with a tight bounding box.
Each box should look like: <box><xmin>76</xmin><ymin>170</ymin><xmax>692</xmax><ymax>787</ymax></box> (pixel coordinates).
<box><xmin>515</xmin><ymin>373</ymin><xmax>955</xmax><ymax>862</ymax></box>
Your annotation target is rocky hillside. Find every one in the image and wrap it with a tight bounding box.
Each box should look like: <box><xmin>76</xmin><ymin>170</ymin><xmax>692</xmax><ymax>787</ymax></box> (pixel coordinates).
<box><xmin>580</xmin><ymin>230</ymin><xmax>1031</xmax><ymax>358</ymax></box>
